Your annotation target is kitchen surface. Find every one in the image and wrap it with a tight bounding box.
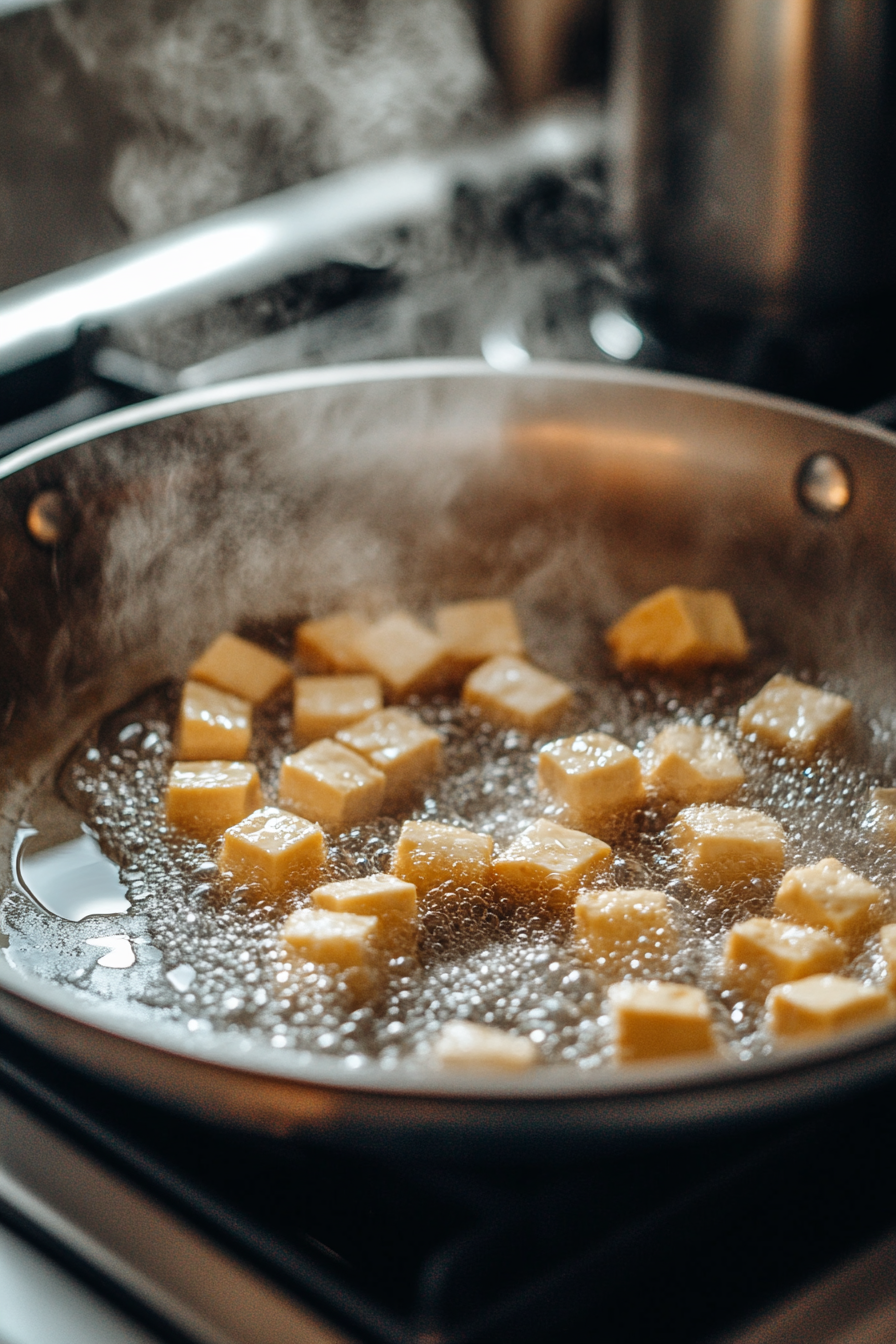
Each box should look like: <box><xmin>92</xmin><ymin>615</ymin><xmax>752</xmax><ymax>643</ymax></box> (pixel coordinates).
<box><xmin>2</xmin><ymin>3</ymin><xmax>896</xmax><ymax>1343</ymax></box>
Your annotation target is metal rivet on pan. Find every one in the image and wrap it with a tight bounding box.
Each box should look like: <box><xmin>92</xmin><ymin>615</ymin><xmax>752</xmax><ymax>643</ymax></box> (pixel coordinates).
<box><xmin>797</xmin><ymin>452</ymin><xmax>852</xmax><ymax>517</ymax></box>
<box><xmin>26</xmin><ymin>490</ymin><xmax>73</xmax><ymax>546</ymax></box>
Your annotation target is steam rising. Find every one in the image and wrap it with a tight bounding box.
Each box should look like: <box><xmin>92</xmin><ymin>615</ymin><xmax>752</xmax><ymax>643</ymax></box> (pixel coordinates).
<box><xmin>51</xmin><ymin>0</ymin><xmax>495</xmax><ymax>239</ymax></box>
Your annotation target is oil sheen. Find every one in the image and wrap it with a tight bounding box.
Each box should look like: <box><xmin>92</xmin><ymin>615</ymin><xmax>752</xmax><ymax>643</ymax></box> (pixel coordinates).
<box><xmin>2</xmin><ymin>652</ymin><xmax>894</xmax><ymax>1072</ymax></box>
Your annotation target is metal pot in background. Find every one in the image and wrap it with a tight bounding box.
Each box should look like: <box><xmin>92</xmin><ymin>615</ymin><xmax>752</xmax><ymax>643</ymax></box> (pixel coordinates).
<box><xmin>608</xmin><ymin>0</ymin><xmax>896</xmax><ymax>319</ymax></box>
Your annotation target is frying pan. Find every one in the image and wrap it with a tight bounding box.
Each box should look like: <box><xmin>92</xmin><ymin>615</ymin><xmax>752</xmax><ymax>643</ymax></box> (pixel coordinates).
<box><xmin>1</xmin><ymin>358</ymin><xmax>895</xmax><ymax>1158</ymax></box>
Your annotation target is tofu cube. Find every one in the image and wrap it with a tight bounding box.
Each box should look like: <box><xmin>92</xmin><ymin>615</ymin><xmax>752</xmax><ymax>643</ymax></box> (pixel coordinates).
<box><xmin>609</xmin><ymin>980</ymin><xmax>716</xmax><ymax>1061</ymax></box>
<box><xmin>311</xmin><ymin>874</ymin><xmax>417</xmax><ymax>956</ymax></box>
<box><xmin>863</xmin><ymin>787</ymin><xmax>896</xmax><ymax>845</ymax></box>
<box><xmin>433</xmin><ymin>1021</ymin><xmax>537</xmax><ymax>1072</ymax></box>
<box><xmin>640</xmin><ymin>725</ymin><xmax>744</xmax><ymax>805</ymax></box>
<box><xmin>336</xmin><ymin>707</ymin><xmax>442</xmax><ymax>808</ymax></box>
<box><xmin>878</xmin><ymin>924</ymin><xmax>896</xmax><ymax>988</ymax></box>
<box><xmin>576</xmin><ymin>888</ymin><xmax>677</xmax><ymax>965</ymax></box>
<box><xmin>354</xmin><ymin>612</ymin><xmax>454</xmax><ymax>700</ymax></box>
<box><xmin>220</xmin><ymin>806</ymin><xmax>327</xmax><ymax>893</ymax></box>
<box><xmin>774</xmin><ymin>858</ymin><xmax>883</xmax><ymax>943</ymax></box>
<box><xmin>165</xmin><ymin>760</ymin><xmax>262</xmax><ymax>837</ymax></box>
<box><xmin>189</xmin><ymin>632</ymin><xmax>292</xmax><ymax>704</ymax></box>
<box><xmin>670</xmin><ymin>804</ymin><xmax>785</xmax><ymax>890</ymax></box>
<box><xmin>434</xmin><ymin>599</ymin><xmax>524</xmax><ymax>675</ymax></box>
<box><xmin>295</xmin><ymin>612</ymin><xmax>371</xmax><ymax>673</ymax></box>
<box><xmin>464</xmin><ymin>656</ymin><xmax>573</xmax><ymax>733</ymax></box>
<box><xmin>177</xmin><ymin>680</ymin><xmax>251</xmax><ymax>761</ymax></box>
<box><xmin>724</xmin><ymin>917</ymin><xmax>845</xmax><ymax>993</ymax></box>
<box><xmin>391</xmin><ymin>819</ymin><xmax>494</xmax><ymax>896</ymax></box>
<box><xmin>281</xmin><ymin>907</ymin><xmax>378</xmax><ymax>970</ymax></box>
<box><xmin>279</xmin><ymin>740</ymin><xmax>385</xmax><ymax>830</ymax></box>
<box><xmin>493</xmin><ymin>819</ymin><xmax>611</xmax><ymax>905</ymax></box>
<box><xmin>737</xmin><ymin>674</ymin><xmax>852</xmax><ymax>758</ymax></box>
<box><xmin>766</xmin><ymin>973</ymin><xmax>892</xmax><ymax>1039</ymax></box>
<box><xmin>294</xmin><ymin>675</ymin><xmax>382</xmax><ymax>743</ymax></box>
<box><xmin>538</xmin><ymin>731</ymin><xmax>645</xmax><ymax>831</ymax></box>
<box><xmin>606</xmin><ymin>587</ymin><xmax>748</xmax><ymax>672</ymax></box>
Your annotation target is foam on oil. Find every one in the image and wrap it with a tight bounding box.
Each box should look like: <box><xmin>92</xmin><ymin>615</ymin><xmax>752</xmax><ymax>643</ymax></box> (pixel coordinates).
<box><xmin>2</xmin><ymin>645</ymin><xmax>894</xmax><ymax>1071</ymax></box>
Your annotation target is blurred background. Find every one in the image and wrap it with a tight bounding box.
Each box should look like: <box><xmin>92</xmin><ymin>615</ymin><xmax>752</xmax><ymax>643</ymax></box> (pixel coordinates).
<box><xmin>1</xmin><ymin>0</ymin><xmax>894</xmax><ymax>454</ymax></box>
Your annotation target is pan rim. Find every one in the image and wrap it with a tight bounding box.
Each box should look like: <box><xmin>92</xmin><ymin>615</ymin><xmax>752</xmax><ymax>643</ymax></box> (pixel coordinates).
<box><xmin>2</xmin><ymin>356</ymin><xmax>896</xmax><ymax>1114</ymax></box>
<box><xmin>2</xmin><ymin>355</ymin><xmax>896</xmax><ymax>484</ymax></box>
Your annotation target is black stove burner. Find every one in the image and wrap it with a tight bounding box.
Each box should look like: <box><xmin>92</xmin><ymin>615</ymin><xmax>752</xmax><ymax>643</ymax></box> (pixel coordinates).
<box><xmin>2</xmin><ymin>1020</ymin><xmax>896</xmax><ymax>1344</ymax></box>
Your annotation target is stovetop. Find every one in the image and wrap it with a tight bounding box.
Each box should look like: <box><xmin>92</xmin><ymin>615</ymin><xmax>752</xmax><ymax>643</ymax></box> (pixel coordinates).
<box><xmin>2</xmin><ymin>1013</ymin><xmax>896</xmax><ymax>1344</ymax></box>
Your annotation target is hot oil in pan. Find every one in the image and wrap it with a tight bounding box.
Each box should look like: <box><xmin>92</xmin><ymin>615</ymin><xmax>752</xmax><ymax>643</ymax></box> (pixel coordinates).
<box><xmin>2</xmin><ymin>654</ymin><xmax>895</xmax><ymax>1069</ymax></box>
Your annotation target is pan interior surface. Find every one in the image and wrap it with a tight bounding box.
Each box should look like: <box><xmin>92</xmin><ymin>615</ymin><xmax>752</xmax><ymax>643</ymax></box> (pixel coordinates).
<box><xmin>0</xmin><ymin>361</ymin><xmax>895</xmax><ymax>1142</ymax></box>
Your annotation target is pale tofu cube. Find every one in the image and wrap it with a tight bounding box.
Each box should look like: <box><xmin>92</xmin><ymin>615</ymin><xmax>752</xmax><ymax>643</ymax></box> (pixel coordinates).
<box><xmin>724</xmin><ymin>917</ymin><xmax>845</xmax><ymax>993</ymax></box>
<box><xmin>433</xmin><ymin>1021</ymin><xmax>537</xmax><ymax>1072</ymax></box>
<box><xmin>177</xmin><ymin>680</ymin><xmax>251</xmax><ymax>761</ymax></box>
<box><xmin>493</xmin><ymin>819</ymin><xmax>611</xmax><ymax>905</ymax></box>
<box><xmin>220</xmin><ymin>806</ymin><xmax>327</xmax><ymax>893</ymax></box>
<box><xmin>766</xmin><ymin>974</ymin><xmax>892</xmax><ymax>1039</ymax></box>
<box><xmin>464</xmin><ymin>656</ymin><xmax>572</xmax><ymax>733</ymax></box>
<box><xmin>575</xmin><ymin>889</ymin><xmax>677</xmax><ymax>965</ymax></box>
<box><xmin>434</xmin><ymin>599</ymin><xmax>524</xmax><ymax>675</ymax></box>
<box><xmin>640</xmin><ymin>725</ymin><xmax>744</xmax><ymax>805</ymax></box>
<box><xmin>336</xmin><ymin>707</ymin><xmax>442</xmax><ymax>807</ymax></box>
<box><xmin>295</xmin><ymin>612</ymin><xmax>371</xmax><ymax>673</ymax></box>
<box><xmin>165</xmin><ymin>760</ymin><xmax>262</xmax><ymax>837</ymax></box>
<box><xmin>354</xmin><ymin>612</ymin><xmax>454</xmax><ymax>700</ymax></box>
<box><xmin>391</xmin><ymin>819</ymin><xmax>493</xmax><ymax>896</ymax></box>
<box><xmin>281</xmin><ymin>907</ymin><xmax>378</xmax><ymax>970</ymax></box>
<box><xmin>670</xmin><ymin>804</ymin><xmax>785</xmax><ymax>890</ymax></box>
<box><xmin>774</xmin><ymin>858</ymin><xmax>883</xmax><ymax>943</ymax></box>
<box><xmin>538</xmin><ymin>731</ymin><xmax>644</xmax><ymax>831</ymax></box>
<box><xmin>863</xmin><ymin>788</ymin><xmax>896</xmax><ymax>845</ymax></box>
<box><xmin>279</xmin><ymin>740</ymin><xmax>385</xmax><ymax>830</ymax></box>
<box><xmin>294</xmin><ymin>675</ymin><xmax>382</xmax><ymax>743</ymax></box>
<box><xmin>606</xmin><ymin>587</ymin><xmax>748</xmax><ymax>673</ymax></box>
<box><xmin>737</xmin><ymin>674</ymin><xmax>852</xmax><ymax>758</ymax></box>
<box><xmin>312</xmin><ymin>873</ymin><xmax>417</xmax><ymax>956</ymax></box>
<box><xmin>879</xmin><ymin>924</ymin><xmax>896</xmax><ymax>988</ymax></box>
<box><xmin>189</xmin><ymin>632</ymin><xmax>292</xmax><ymax>704</ymax></box>
<box><xmin>609</xmin><ymin>980</ymin><xmax>716</xmax><ymax>1061</ymax></box>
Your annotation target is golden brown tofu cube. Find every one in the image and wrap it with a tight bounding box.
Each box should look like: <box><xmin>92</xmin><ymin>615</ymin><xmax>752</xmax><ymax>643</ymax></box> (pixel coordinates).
<box><xmin>609</xmin><ymin>980</ymin><xmax>716</xmax><ymax>1061</ymax></box>
<box><xmin>165</xmin><ymin>760</ymin><xmax>262</xmax><ymax>837</ymax></box>
<box><xmin>294</xmin><ymin>675</ymin><xmax>382</xmax><ymax>743</ymax></box>
<box><xmin>724</xmin><ymin>916</ymin><xmax>845</xmax><ymax>993</ymax></box>
<box><xmin>177</xmin><ymin>680</ymin><xmax>251</xmax><ymax>761</ymax></box>
<box><xmin>538</xmin><ymin>731</ymin><xmax>645</xmax><ymax>831</ymax></box>
<box><xmin>281</xmin><ymin>907</ymin><xmax>379</xmax><ymax>970</ymax></box>
<box><xmin>670</xmin><ymin>804</ymin><xmax>785</xmax><ymax>891</ymax></box>
<box><xmin>774</xmin><ymin>858</ymin><xmax>883</xmax><ymax>943</ymax></box>
<box><xmin>879</xmin><ymin>924</ymin><xmax>896</xmax><ymax>988</ymax></box>
<box><xmin>432</xmin><ymin>1021</ymin><xmax>537</xmax><ymax>1071</ymax></box>
<box><xmin>640</xmin><ymin>725</ymin><xmax>744</xmax><ymax>805</ymax></box>
<box><xmin>766</xmin><ymin>974</ymin><xmax>891</xmax><ymax>1039</ymax></box>
<box><xmin>493</xmin><ymin>819</ymin><xmax>611</xmax><ymax>905</ymax></box>
<box><xmin>737</xmin><ymin>674</ymin><xmax>852</xmax><ymax>758</ymax></box>
<box><xmin>606</xmin><ymin>587</ymin><xmax>748</xmax><ymax>673</ymax></box>
<box><xmin>312</xmin><ymin>873</ymin><xmax>417</xmax><ymax>956</ymax></box>
<box><xmin>354</xmin><ymin>612</ymin><xmax>454</xmax><ymax>700</ymax></box>
<box><xmin>279</xmin><ymin>740</ymin><xmax>385</xmax><ymax>830</ymax></box>
<box><xmin>336</xmin><ymin>707</ymin><xmax>442</xmax><ymax>807</ymax></box>
<box><xmin>434</xmin><ymin>599</ymin><xmax>524</xmax><ymax>675</ymax></box>
<box><xmin>576</xmin><ymin>889</ymin><xmax>677</xmax><ymax>966</ymax></box>
<box><xmin>391</xmin><ymin>819</ymin><xmax>494</xmax><ymax>896</ymax></box>
<box><xmin>295</xmin><ymin>612</ymin><xmax>372</xmax><ymax>674</ymax></box>
<box><xmin>463</xmin><ymin>656</ymin><xmax>572</xmax><ymax>733</ymax></box>
<box><xmin>189</xmin><ymin>632</ymin><xmax>292</xmax><ymax>704</ymax></box>
<box><xmin>220</xmin><ymin>806</ymin><xmax>326</xmax><ymax>894</ymax></box>
<box><xmin>863</xmin><ymin>788</ymin><xmax>896</xmax><ymax>845</ymax></box>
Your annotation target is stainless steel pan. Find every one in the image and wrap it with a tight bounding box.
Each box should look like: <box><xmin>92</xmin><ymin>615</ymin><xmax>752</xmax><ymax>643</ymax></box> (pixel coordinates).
<box><xmin>1</xmin><ymin>359</ymin><xmax>895</xmax><ymax>1157</ymax></box>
